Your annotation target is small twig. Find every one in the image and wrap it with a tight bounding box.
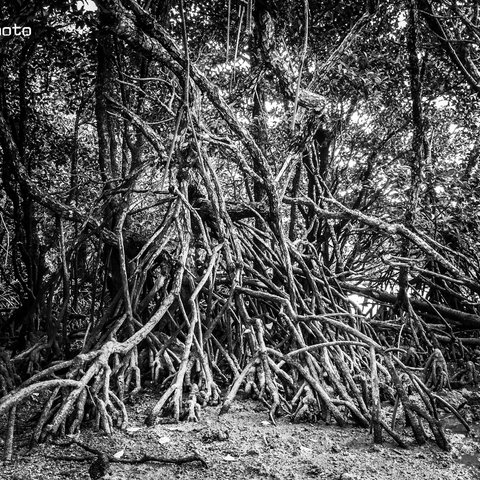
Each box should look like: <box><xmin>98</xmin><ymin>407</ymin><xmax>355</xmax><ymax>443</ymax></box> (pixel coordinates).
<box><xmin>48</xmin><ymin>452</ymin><xmax>207</xmax><ymax>468</ymax></box>
<box><xmin>55</xmin><ymin>439</ymin><xmax>102</xmax><ymax>456</ymax></box>
<box><xmin>47</xmin><ymin>455</ymin><xmax>94</xmax><ymax>462</ymax></box>
<box><xmin>113</xmin><ymin>452</ymin><xmax>207</xmax><ymax>467</ymax></box>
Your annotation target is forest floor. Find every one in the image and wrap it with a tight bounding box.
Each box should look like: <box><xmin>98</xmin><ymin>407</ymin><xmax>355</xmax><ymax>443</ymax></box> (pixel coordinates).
<box><xmin>1</xmin><ymin>390</ymin><xmax>480</xmax><ymax>480</ymax></box>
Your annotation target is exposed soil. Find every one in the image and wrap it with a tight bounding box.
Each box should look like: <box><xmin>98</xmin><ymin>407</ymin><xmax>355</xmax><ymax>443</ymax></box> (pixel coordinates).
<box><xmin>1</xmin><ymin>392</ymin><xmax>479</xmax><ymax>480</ymax></box>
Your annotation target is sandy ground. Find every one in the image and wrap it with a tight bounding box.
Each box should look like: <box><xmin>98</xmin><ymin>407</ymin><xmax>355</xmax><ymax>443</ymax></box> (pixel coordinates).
<box><xmin>1</xmin><ymin>392</ymin><xmax>479</xmax><ymax>480</ymax></box>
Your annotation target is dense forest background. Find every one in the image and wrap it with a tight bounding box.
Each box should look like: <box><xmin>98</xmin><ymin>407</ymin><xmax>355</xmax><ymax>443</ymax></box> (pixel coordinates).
<box><xmin>1</xmin><ymin>0</ymin><xmax>480</xmax><ymax>458</ymax></box>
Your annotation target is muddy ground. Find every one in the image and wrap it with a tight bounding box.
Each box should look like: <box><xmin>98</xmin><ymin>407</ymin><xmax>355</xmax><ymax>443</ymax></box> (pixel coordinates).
<box><xmin>1</xmin><ymin>391</ymin><xmax>479</xmax><ymax>480</ymax></box>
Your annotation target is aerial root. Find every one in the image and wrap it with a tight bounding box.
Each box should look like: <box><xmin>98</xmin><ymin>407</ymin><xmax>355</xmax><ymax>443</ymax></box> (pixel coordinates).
<box><xmin>146</xmin><ymin>342</ymin><xmax>220</xmax><ymax>425</ymax></box>
<box><xmin>3</xmin><ymin>404</ymin><xmax>16</xmax><ymax>461</ymax></box>
<box><xmin>424</xmin><ymin>348</ymin><xmax>451</xmax><ymax>391</ymax></box>
<box><xmin>0</xmin><ymin>341</ymin><xmax>145</xmax><ymax>452</ymax></box>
